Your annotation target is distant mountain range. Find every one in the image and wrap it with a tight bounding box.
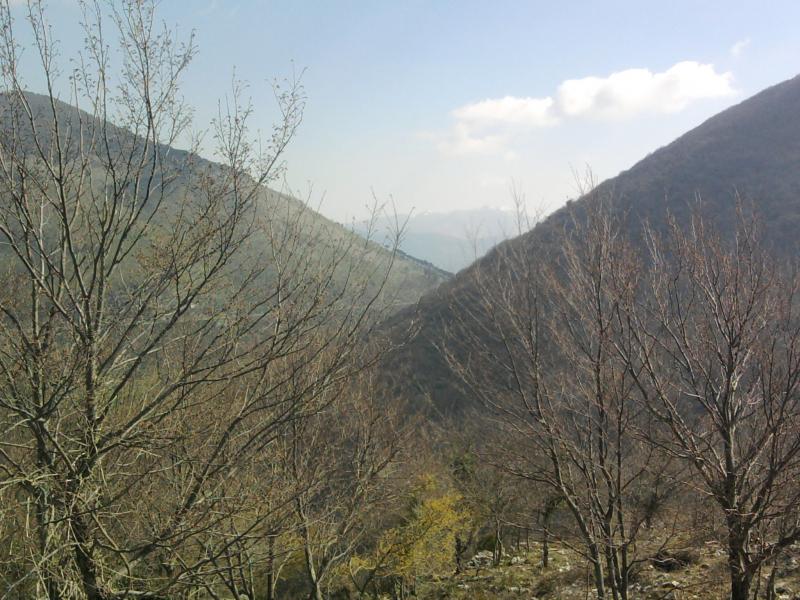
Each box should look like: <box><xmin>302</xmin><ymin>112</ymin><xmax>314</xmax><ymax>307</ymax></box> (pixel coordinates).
<box><xmin>351</xmin><ymin>207</ymin><xmax>519</xmax><ymax>273</ymax></box>
<box><xmin>380</xmin><ymin>73</ymin><xmax>800</xmax><ymax>415</ymax></box>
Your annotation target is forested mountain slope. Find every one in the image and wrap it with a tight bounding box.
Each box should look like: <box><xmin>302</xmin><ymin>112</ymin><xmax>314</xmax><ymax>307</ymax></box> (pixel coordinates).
<box><xmin>385</xmin><ymin>73</ymin><xmax>800</xmax><ymax>415</ymax></box>
<box><xmin>0</xmin><ymin>92</ymin><xmax>449</xmax><ymax>310</ymax></box>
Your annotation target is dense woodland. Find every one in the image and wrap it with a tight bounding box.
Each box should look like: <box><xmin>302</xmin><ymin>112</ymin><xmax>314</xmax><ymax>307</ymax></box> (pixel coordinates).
<box><xmin>0</xmin><ymin>3</ymin><xmax>799</xmax><ymax>600</ymax></box>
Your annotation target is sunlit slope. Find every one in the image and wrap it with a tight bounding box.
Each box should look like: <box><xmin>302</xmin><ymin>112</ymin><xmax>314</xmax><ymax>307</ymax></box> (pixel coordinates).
<box><xmin>0</xmin><ymin>92</ymin><xmax>449</xmax><ymax>311</ymax></box>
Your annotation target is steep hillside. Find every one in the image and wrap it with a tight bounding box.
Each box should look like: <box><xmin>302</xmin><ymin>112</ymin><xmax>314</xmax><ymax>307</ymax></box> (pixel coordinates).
<box><xmin>385</xmin><ymin>73</ymin><xmax>800</xmax><ymax>415</ymax></box>
<box><xmin>0</xmin><ymin>92</ymin><xmax>449</xmax><ymax>310</ymax></box>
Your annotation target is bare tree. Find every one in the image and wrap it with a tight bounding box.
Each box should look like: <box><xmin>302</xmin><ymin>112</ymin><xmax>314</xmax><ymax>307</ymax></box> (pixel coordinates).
<box><xmin>284</xmin><ymin>370</ymin><xmax>404</xmax><ymax>600</ymax></box>
<box><xmin>447</xmin><ymin>436</ymin><xmax>520</xmax><ymax>569</ymax></box>
<box><xmin>444</xmin><ymin>197</ymin><xmax>665</xmax><ymax>600</ymax></box>
<box><xmin>621</xmin><ymin>209</ymin><xmax>800</xmax><ymax>600</ymax></box>
<box><xmin>0</xmin><ymin>2</ymin><xmax>402</xmax><ymax>598</ymax></box>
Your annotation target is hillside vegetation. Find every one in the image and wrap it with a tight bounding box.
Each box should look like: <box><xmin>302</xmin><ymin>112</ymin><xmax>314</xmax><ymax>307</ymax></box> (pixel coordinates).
<box><xmin>1</xmin><ymin>3</ymin><xmax>799</xmax><ymax>600</ymax></box>
<box><xmin>381</xmin><ymin>73</ymin><xmax>800</xmax><ymax>417</ymax></box>
<box><xmin>0</xmin><ymin>92</ymin><xmax>448</xmax><ymax>309</ymax></box>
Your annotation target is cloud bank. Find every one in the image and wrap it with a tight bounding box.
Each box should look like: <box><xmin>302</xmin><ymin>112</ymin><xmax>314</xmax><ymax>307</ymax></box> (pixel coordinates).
<box><xmin>436</xmin><ymin>61</ymin><xmax>735</xmax><ymax>156</ymax></box>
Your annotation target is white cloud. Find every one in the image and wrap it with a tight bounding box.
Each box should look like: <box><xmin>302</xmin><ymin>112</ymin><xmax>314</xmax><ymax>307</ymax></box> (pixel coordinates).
<box><xmin>555</xmin><ymin>62</ymin><xmax>735</xmax><ymax>119</ymax></box>
<box><xmin>434</xmin><ymin>61</ymin><xmax>735</xmax><ymax>156</ymax></box>
<box><xmin>453</xmin><ymin>96</ymin><xmax>556</xmax><ymax>128</ymax></box>
<box><xmin>730</xmin><ymin>37</ymin><xmax>751</xmax><ymax>57</ymax></box>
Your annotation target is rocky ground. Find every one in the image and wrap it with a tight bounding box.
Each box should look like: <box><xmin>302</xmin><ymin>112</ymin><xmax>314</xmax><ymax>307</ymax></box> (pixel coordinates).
<box><xmin>411</xmin><ymin>541</ymin><xmax>800</xmax><ymax>599</ymax></box>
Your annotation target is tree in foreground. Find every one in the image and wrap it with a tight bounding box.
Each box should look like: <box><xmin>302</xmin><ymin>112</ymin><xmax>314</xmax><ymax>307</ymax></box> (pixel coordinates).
<box><xmin>0</xmin><ymin>1</ymin><xmax>401</xmax><ymax>598</ymax></box>
<box><xmin>284</xmin><ymin>372</ymin><xmax>404</xmax><ymax>600</ymax></box>
<box><xmin>445</xmin><ymin>198</ymin><xmax>664</xmax><ymax>600</ymax></box>
<box><xmin>447</xmin><ymin>192</ymin><xmax>800</xmax><ymax>600</ymax></box>
<box><xmin>621</xmin><ymin>210</ymin><xmax>800</xmax><ymax>600</ymax></box>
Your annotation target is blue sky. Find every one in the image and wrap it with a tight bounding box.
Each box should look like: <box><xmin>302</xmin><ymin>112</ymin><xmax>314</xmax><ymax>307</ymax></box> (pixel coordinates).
<box><xmin>10</xmin><ymin>1</ymin><xmax>800</xmax><ymax>221</ymax></box>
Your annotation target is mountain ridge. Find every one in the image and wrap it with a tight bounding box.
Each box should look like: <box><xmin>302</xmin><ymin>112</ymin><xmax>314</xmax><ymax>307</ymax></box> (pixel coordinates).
<box><xmin>0</xmin><ymin>90</ymin><xmax>450</xmax><ymax>310</ymax></box>
<box><xmin>383</xmin><ymin>72</ymin><xmax>800</xmax><ymax>415</ymax></box>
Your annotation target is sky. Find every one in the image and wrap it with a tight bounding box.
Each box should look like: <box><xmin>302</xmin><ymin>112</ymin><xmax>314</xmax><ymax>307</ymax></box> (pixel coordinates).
<box><xmin>8</xmin><ymin>1</ymin><xmax>800</xmax><ymax>223</ymax></box>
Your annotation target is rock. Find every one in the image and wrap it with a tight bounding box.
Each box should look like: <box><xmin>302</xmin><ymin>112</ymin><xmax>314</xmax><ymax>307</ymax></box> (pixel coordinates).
<box><xmin>652</xmin><ymin>549</ymin><xmax>695</xmax><ymax>572</ymax></box>
<box><xmin>778</xmin><ymin>556</ymin><xmax>799</xmax><ymax>576</ymax></box>
<box><xmin>465</xmin><ymin>550</ymin><xmax>495</xmax><ymax>569</ymax></box>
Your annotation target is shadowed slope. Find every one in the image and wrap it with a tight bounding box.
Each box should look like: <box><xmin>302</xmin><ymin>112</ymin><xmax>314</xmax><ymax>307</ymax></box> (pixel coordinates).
<box><xmin>383</xmin><ymin>73</ymin><xmax>800</xmax><ymax>415</ymax></box>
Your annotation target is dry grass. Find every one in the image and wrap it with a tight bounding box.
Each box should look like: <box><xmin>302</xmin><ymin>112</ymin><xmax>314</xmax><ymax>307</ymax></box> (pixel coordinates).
<box><xmin>410</xmin><ymin>538</ymin><xmax>800</xmax><ymax>599</ymax></box>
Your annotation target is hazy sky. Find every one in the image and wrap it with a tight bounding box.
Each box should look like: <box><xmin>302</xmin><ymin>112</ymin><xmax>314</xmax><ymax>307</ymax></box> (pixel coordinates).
<box><xmin>11</xmin><ymin>1</ymin><xmax>800</xmax><ymax>222</ymax></box>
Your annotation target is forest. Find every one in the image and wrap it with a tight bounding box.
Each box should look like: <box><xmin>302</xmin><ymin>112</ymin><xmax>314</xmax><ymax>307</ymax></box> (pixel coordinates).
<box><xmin>0</xmin><ymin>2</ymin><xmax>799</xmax><ymax>600</ymax></box>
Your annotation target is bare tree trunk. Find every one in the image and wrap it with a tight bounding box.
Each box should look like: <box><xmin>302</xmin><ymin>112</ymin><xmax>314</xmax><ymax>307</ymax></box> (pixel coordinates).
<box><xmin>603</xmin><ymin>546</ymin><xmax>620</xmax><ymax>600</ymax></box>
<box><xmin>72</xmin><ymin>511</ymin><xmax>105</xmax><ymax>600</ymax></box>
<box><xmin>728</xmin><ymin>531</ymin><xmax>752</xmax><ymax>600</ymax></box>
<box><xmin>541</xmin><ymin>526</ymin><xmax>550</xmax><ymax>568</ymax></box>
<box><xmin>729</xmin><ymin>574</ymin><xmax>751</xmax><ymax>600</ymax></box>
<box><xmin>301</xmin><ymin>518</ymin><xmax>324</xmax><ymax>600</ymax></box>
<box><xmin>34</xmin><ymin>493</ymin><xmax>62</xmax><ymax>600</ymax></box>
<box><xmin>765</xmin><ymin>564</ymin><xmax>777</xmax><ymax>600</ymax></box>
<box><xmin>266</xmin><ymin>534</ymin><xmax>277</xmax><ymax>600</ymax></box>
<box><xmin>589</xmin><ymin>546</ymin><xmax>606</xmax><ymax>600</ymax></box>
<box><xmin>492</xmin><ymin>518</ymin><xmax>504</xmax><ymax>566</ymax></box>
<box><xmin>309</xmin><ymin>581</ymin><xmax>324</xmax><ymax>600</ymax></box>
